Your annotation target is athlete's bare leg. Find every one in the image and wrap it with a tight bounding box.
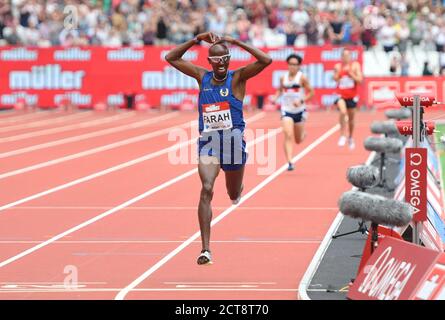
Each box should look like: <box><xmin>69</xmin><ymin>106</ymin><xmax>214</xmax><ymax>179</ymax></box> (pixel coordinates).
<box><xmin>347</xmin><ymin>107</ymin><xmax>356</xmax><ymax>149</ymax></box>
<box><xmin>336</xmin><ymin>99</ymin><xmax>348</xmax><ymax>146</ymax></box>
<box><xmin>337</xmin><ymin>98</ymin><xmax>348</xmax><ymax>137</ymax></box>
<box><xmin>282</xmin><ymin>117</ymin><xmax>295</xmax><ymax>164</ymax></box>
<box><xmin>347</xmin><ymin>107</ymin><xmax>355</xmax><ymax>139</ymax></box>
<box><xmin>198</xmin><ymin>156</ymin><xmax>220</xmax><ymax>255</ymax></box>
<box><xmin>294</xmin><ymin>122</ymin><xmax>305</xmax><ymax>144</ymax></box>
<box><xmin>225</xmin><ymin>166</ymin><xmax>245</xmax><ymax>203</ymax></box>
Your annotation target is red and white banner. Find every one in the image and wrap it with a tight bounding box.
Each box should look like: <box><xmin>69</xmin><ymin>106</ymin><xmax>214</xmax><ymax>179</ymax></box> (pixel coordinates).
<box><xmin>0</xmin><ymin>46</ymin><xmax>363</xmax><ymax>109</ymax></box>
<box><xmin>396</xmin><ymin>121</ymin><xmax>435</xmax><ymax>136</ymax></box>
<box><xmin>356</xmin><ymin>225</ymin><xmax>404</xmax><ymax>275</ymax></box>
<box><xmin>349</xmin><ymin>237</ymin><xmax>443</xmax><ymax>300</ymax></box>
<box><xmin>405</xmin><ymin>148</ymin><xmax>428</xmax><ymax>222</ymax></box>
<box><xmin>365</xmin><ymin>76</ymin><xmax>444</xmax><ymax>108</ymax></box>
<box><xmin>393</xmin><ymin>137</ymin><xmax>445</xmax><ymax>251</ymax></box>
<box><xmin>414</xmin><ymin>254</ymin><xmax>445</xmax><ymax>300</ymax></box>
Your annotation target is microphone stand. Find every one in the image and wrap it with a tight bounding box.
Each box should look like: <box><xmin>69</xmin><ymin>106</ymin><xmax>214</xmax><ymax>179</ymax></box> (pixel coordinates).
<box><xmin>332</xmin><ymin>187</ymin><xmax>369</xmax><ymax>239</ymax></box>
<box><xmin>370</xmin><ymin>222</ymin><xmax>379</xmax><ymax>253</ymax></box>
<box><xmin>331</xmin><ymin>219</ymin><xmax>368</xmax><ymax>239</ymax></box>
<box><xmin>412</xmin><ymin>96</ymin><xmax>423</xmax><ymax>245</ymax></box>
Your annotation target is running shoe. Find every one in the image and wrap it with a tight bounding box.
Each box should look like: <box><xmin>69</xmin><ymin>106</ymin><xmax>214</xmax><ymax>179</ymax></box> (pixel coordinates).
<box><xmin>348</xmin><ymin>138</ymin><xmax>355</xmax><ymax>150</ymax></box>
<box><xmin>338</xmin><ymin>135</ymin><xmax>347</xmax><ymax>147</ymax></box>
<box><xmin>287</xmin><ymin>162</ymin><xmax>294</xmax><ymax>171</ymax></box>
<box><xmin>197</xmin><ymin>250</ymin><xmax>213</xmax><ymax>265</ymax></box>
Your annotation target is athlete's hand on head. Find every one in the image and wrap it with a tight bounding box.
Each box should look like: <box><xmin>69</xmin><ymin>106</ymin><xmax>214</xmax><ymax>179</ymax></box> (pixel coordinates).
<box><xmin>196</xmin><ymin>32</ymin><xmax>221</xmax><ymax>44</ymax></box>
<box><xmin>216</xmin><ymin>35</ymin><xmax>236</xmax><ymax>44</ymax></box>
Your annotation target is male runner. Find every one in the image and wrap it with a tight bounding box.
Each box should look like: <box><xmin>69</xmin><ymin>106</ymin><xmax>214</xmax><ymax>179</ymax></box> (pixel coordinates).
<box><xmin>333</xmin><ymin>48</ymin><xmax>362</xmax><ymax>149</ymax></box>
<box><xmin>273</xmin><ymin>54</ymin><xmax>314</xmax><ymax>171</ymax></box>
<box><xmin>166</xmin><ymin>32</ymin><xmax>272</xmax><ymax>265</ymax></box>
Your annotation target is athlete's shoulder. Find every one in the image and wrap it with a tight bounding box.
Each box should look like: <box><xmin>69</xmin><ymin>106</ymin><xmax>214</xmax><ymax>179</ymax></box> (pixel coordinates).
<box><xmin>230</xmin><ymin>68</ymin><xmax>242</xmax><ymax>80</ymax></box>
<box><xmin>201</xmin><ymin>70</ymin><xmax>212</xmax><ymax>80</ymax></box>
<box><xmin>299</xmin><ymin>72</ymin><xmax>308</xmax><ymax>81</ymax></box>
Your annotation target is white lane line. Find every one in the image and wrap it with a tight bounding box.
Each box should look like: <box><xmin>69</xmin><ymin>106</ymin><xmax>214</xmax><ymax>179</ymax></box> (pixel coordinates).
<box><xmin>165</xmin><ymin>282</ymin><xmax>276</xmax><ymax>285</ymax></box>
<box><xmin>9</xmin><ymin>206</ymin><xmax>338</xmax><ymax>211</ymax></box>
<box><xmin>0</xmin><ymin>240</ymin><xmax>322</xmax><ymax>244</ymax></box>
<box><xmin>0</xmin><ymin>115</ymin><xmax>268</xmax><ymax>268</ymax></box>
<box><xmin>0</xmin><ymin>288</ymin><xmax>299</xmax><ymax>293</ymax></box>
<box><xmin>115</xmin><ymin>124</ymin><xmax>340</xmax><ymax>300</ymax></box>
<box><xmin>0</xmin><ymin>111</ymin><xmax>92</xmax><ymax>133</ymax></box>
<box><xmin>0</xmin><ymin>112</ymin><xmax>49</xmax><ymax>124</ymax></box>
<box><xmin>297</xmin><ymin>151</ymin><xmax>376</xmax><ymax>300</ymax></box>
<box><xmin>0</xmin><ymin>112</ymin><xmax>135</xmax><ymax>143</ymax></box>
<box><xmin>0</xmin><ymin>281</ymin><xmax>106</xmax><ymax>284</ymax></box>
<box><xmin>175</xmin><ymin>285</ymin><xmax>258</xmax><ymax>288</ymax></box>
<box><xmin>0</xmin><ymin>135</ymin><xmax>194</xmax><ymax>211</ymax></box>
<box><xmin>0</xmin><ymin>113</ymin><xmax>178</xmax><ymax>159</ymax></box>
<box><xmin>0</xmin><ymin>117</ymin><xmax>193</xmax><ymax>180</ymax></box>
<box><xmin>0</xmin><ymin>113</ymin><xmax>264</xmax><ymax>211</ymax></box>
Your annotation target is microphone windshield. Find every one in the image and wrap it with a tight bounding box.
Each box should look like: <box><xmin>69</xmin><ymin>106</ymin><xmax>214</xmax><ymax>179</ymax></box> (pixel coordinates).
<box><xmin>347</xmin><ymin>165</ymin><xmax>379</xmax><ymax>189</ymax></box>
<box><xmin>364</xmin><ymin>136</ymin><xmax>403</xmax><ymax>153</ymax></box>
<box><xmin>370</xmin><ymin>121</ymin><xmax>399</xmax><ymax>135</ymax></box>
<box><xmin>339</xmin><ymin>191</ymin><xmax>413</xmax><ymax>227</ymax></box>
<box><xmin>385</xmin><ymin>108</ymin><xmax>411</xmax><ymax>120</ymax></box>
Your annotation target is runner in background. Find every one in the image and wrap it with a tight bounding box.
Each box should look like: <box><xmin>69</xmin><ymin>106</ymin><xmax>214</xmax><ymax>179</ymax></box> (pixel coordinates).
<box><xmin>333</xmin><ymin>48</ymin><xmax>363</xmax><ymax>150</ymax></box>
<box><xmin>273</xmin><ymin>54</ymin><xmax>314</xmax><ymax>171</ymax></box>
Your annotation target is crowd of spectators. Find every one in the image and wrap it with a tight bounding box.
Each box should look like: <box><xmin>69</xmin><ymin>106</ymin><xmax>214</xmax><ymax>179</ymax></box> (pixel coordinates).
<box><xmin>0</xmin><ymin>0</ymin><xmax>444</xmax><ymax>53</ymax></box>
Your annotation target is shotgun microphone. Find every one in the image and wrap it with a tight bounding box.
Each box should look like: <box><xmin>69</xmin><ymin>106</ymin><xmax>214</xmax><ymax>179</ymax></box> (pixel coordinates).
<box><xmin>339</xmin><ymin>191</ymin><xmax>413</xmax><ymax>227</ymax></box>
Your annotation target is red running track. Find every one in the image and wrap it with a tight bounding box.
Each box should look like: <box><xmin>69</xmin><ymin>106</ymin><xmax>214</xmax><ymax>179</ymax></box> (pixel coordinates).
<box><xmin>0</xmin><ymin>108</ymin><xmax>383</xmax><ymax>299</ymax></box>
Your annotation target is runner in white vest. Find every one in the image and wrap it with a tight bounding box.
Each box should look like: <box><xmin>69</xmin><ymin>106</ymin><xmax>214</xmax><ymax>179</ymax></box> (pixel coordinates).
<box><xmin>273</xmin><ymin>54</ymin><xmax>314</xmax><ymax>171</ymax></box>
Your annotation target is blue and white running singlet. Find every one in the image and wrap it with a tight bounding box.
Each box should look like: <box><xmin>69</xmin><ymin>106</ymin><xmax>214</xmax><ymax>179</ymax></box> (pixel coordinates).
<box><xmin>197</xmin><ymin>71</ymin><xmax>247</xmax><ymax>171</ymax></box>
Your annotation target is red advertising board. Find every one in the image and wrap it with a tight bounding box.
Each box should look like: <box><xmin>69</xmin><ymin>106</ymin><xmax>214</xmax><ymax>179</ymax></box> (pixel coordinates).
<box><xmin>405</xmin><ymin>148</ymin><xmax>428</xmax><ymax>222</ymax></box>
<box><xmin>396</xmin><ymin>121</ymin><xmax>435</xmax><ymax>136</ymax></box>
<box><xmin>396</xmin><ymin>92</ymin><xmax>436</xmax><ymax>107</ymax></box>
<box><xmin>365</xmin><ymin>76</ymin><xmax>443</xmax><ymax>108</ymax></box>
<box><xmin>414</xmin><ymin>254</ymin><xmax>445</xmax><ymax>300</ymax></box>
<box><xmin>356</xmin><ymin>226</ymin><xmax>403</xmax><ymax>275</ymax></box>
<box><xmin>0</xmin><ymin>46</ymin><xmax>363</xmax><ymax>109</ymax></box>
<box><xmin>348</xmin><ymin>237</ymin><xmax>440</xmax><ymax>300</ymax></box>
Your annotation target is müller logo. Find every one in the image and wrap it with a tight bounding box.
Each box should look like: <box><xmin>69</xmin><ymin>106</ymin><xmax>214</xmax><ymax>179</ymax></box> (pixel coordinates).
<box><xmin>1</xmin><ymin>92</ymin><xmax>38</xmax><ymax>105</ymax></box>
<box><xmin>161</xmin><ymin>50</ymin><xmax>197</xmax><ymax>61</ymax></box>
<box><xmin>205</xmin><ymin>104</ymin><xmax>220</xmax><ymax>112</ymax></box>
<box><xmin>321</xmin><ymin>48</ymin><xmax>358</xmax><ymax>61</ymax></box>
<box><xmin>107</xmin><ymin>48</ymin><xmax>144</xmax><ymax>61</ymax></box>
<box><xmin>54</xmin><ymin>48</ymin><xmax>91</xmax><ymax>61</ymax></box>
<box><xmin>358</xmin><ymin>246</ymin><xmax>417</xmax><ymax>300</ymax></box>
<box><xmin>0</xmin><ymin>48</ymin><xmax>38</xmax><ymax>61</ymax></box>
<box><xmin>268</xmin><ymin>48</ymin><xmax>304</xmax><ymax>61</ymax></box>
<box><xmin>54</xmin><ymin>92</ymin><xmax>91</xmax><ymax>105</ymax></box>
<box><xmin>9</xmin><ymin>64</ymin><xmax>85</xmax><ymax>90</ymax></box>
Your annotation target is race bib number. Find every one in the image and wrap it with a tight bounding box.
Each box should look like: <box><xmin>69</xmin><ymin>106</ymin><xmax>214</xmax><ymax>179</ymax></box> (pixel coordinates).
<box><xmin>339</xmin><ymin>76</ymin><xmax>355</xmax><ymax>89</ymax></box>
<box><xmin>202</xmin><ymin>101</ymin><xmax>233</xmax><ymax>132</ymax></box>
<box><xmin>282</xmin><ymin>91</ymin><xmax>301</xmax><ymax>106</ymax></box>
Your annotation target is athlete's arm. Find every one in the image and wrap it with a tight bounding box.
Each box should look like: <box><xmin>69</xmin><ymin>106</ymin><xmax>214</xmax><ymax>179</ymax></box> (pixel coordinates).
<box><xmin>333</xmin><ymin>63</ymin><xmax>341</xmax><ymax>82</ymax></box>
<box><xmin>301</xmin><ymin>75</ymin><xmax>314</xmax><ymax>102</ymax></box>
<box><xmin>219</xmin><ymin>36</ymin><xmax>272</xmax><ymax>81</ymax></box>
<box><xmin>165</xmin><ymin>32</ymin><xmax>219</xmax><ymax>84</ymax></box>
<box><xmin>348</xmin><ymin>62</ymin><xmax>363</xmax><ymax>84</ymax></box>
<box><xmin>272</xmin><ymin>76</ymin><xmax>284</xmax><ymax>103</ymax></box>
